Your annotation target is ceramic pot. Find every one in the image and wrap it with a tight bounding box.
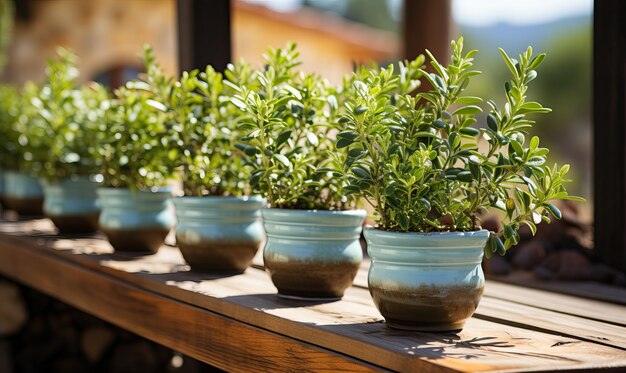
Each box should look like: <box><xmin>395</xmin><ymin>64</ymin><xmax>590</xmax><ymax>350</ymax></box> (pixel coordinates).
<box><xmin>42</xmin><ymin>178</ymin><xmax>101</xmax><ymax>234</ymax></box>
<box><xmin>3</xmin><ymin>171</ymin><xmax>44</xmax><ymax>215</ymax></box>
<box><xmin>364</xmin><ymin>228</ymin><xmax>489</xmax><ymax>332</ymax></box>
<box><xmin>0</xmin><ymin>169</ymin><xmax>5</xmax><ymax>207</ymax></box>
<box><xmin>97</xmin><ymin>188</ymin><xmax>174</xmax><ymax>253</ymax></box>
<box><xmin>262</xmin><ymin>208</ymin><xmax>366</xmax><ymax>300</ymax></box>
<box><xmin>173</xmin><ymin>196</ymin><xmax>266</xmax><ymax>273</ymax></box>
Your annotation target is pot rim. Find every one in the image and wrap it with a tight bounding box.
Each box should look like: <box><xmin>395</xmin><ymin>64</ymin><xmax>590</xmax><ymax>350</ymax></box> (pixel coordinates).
<box><xmin>364</xmin><ymin>226</ymin><xmax>489</xmax><ymax>238</ymax></box>
<box><xmin>263</xmin><ymin>207</ymin><xmax>367</xmax><ymax>217</ymax></box>
<box><xmin>174</xmin><ymin>195</ymin><xmax>266</xmax><ymax>202</ymax></box>
<box><xmin>97</xmin><ymin>187</ymin><xmax>172</xmax><ymax>195</ymax></box>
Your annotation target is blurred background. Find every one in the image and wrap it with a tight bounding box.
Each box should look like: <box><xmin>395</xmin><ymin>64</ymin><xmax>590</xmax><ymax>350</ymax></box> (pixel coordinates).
<box><xmin>0</xmin><ymin>0</ymin><xmax>592</xmax><ymax>208</ymax></box>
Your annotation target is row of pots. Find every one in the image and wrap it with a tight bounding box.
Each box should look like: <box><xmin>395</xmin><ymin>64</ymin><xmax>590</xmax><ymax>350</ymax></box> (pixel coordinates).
<box><xmin>0</xmin><ymin>170</ymin><xmax>488</xmax><ymax>332</ymax></box>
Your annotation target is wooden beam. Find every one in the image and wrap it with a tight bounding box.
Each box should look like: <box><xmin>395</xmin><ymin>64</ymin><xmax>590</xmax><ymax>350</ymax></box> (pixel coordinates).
<box><xmin>176</xmin><ymin>0</ymin><xmax>231</xmax><ymax>74</ymax></box>
<box><xmin>403</xmin><ymin>0</ymin><xmax>452</xmax><ymax>63</ymax></box>
<box><xmin>593</xmin><ymin>0</ymin><xmax>626</xmax><ymax>272</ymax></box>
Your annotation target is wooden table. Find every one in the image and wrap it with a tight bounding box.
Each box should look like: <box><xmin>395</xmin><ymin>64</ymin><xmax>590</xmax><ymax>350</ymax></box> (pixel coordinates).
<box><xmin>1</xmin><ymin>218</ymin><xmax>626</xmax><ymax>372</ymax></box>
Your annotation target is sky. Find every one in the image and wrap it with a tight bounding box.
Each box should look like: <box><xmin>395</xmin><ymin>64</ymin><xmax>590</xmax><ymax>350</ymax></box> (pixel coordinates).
<box><xmin>244</xmin><ymin>0</ymin><xmax>593</xmax><ymax>26</ymax></box>
<box><xmin>452</xmin><ymin>0</ymin><xmax>593</xmax><ymax>26</ymax></box>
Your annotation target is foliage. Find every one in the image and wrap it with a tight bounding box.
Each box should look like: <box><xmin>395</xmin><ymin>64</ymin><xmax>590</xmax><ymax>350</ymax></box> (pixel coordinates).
<box><xmin>135</xmin><ymin>46</ymin><xmax>252</xmax><ymax>197</ymax></box>
<box><xmin>337</xmin><ymin>37</ymin><xmax>583</xmax><ymax>256</ymax></box>
<box><xmin>231</xmin><ymin>43</ymin><xmax>356</xmax><ymax>210</ymax></box>
<box><xmin>96</xmin><ymin>50</ymin><xmax>177</xmax><ymax>190</ymax></box>
<box><xmin>0</xmin><ymin>0</ymin><xmax>13</xmax><ymax>71</ymax></box>
<box><xmin>28</xmin><ymin>49</ymin><xmax>108</xmax><ymax>181</ymax></box>
<box><xmin>0</xmin><ymin>84</ymin><xmax>20</xmax><ymax>169</ymax></box>
<box><xmin>3</xmin><ymin>82</ymin><xmax>49</xmax><ymax>173</ymax></box>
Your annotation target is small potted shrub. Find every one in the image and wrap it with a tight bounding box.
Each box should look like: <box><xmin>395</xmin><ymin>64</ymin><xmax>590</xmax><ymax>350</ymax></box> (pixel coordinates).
<box><xmin>233</xmin><ymin>44</ymin><xmax>365</xmax><ymax>299</ymax></box>
<box><xmin>1</xmin><ymin>82</ymin><xmax>46</xmax><ymax>215</ymax></box>
<box><xmin>0</xmin><ymin>84</ymin><xmax>19</xmax><ymax>208</ymax></box>
<box><xmin>139</xmin><ymin>46</ymin><xmax>265</xmax><ymax>272</ymax></box>
<box><xmin>338</xmin><ymin>38</ymin><xmax>582</xmax><ymax>331</ymax></box>
<box><xmin>29</xmin><ymin>50</ymin><xmax>106</xmax><ymax>233</ymax></box>
<box><xmin>95</xmin><ymin>51</ymin><xmax>176</xmax><ymax>253</ymax></box>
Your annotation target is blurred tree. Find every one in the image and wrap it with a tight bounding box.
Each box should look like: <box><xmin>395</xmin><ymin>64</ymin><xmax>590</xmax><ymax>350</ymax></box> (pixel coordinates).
<box><xmin>0</xmin><ymin>0</ymin><xmax>14</xmax><ymax>72</ymax></box>
<box><xmin>304</xmin><ymin>0</ymin><xmax>399</xmax><ymax>33</ymax></box>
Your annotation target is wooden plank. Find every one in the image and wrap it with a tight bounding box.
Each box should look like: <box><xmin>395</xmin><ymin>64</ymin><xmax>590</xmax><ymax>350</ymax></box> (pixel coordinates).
<box><xmin>484</xmin><ymin>281</ymin><xmax>626</xmax><ymax>327</ymax></box>
<box><xmin>0</xmin><ymin>238</ymin><xmax>381</xmax><ymax>372</ymax></box>
<box><xmin>475</xmin><ymin>297</ymin><xmax>626</xmax><ymax>350</ymax></box>
<box><xmin>593</xmin><ymin>0</ymin><xmax>626</xmax><ymax>272</ymax></box>
<box><xmin>2</xmin><ymin>221</ymin><xmax>626</xmax><ymax>372</ymax></box>
<box><xmin>491</xmin><ymin>270</ymin><xmax>626</xmax><ymax>305</ymax></box>
<box><xmin>177</xmin><ymin>0</ymin><xmax>231</xmax><ymax>73</ymax></box>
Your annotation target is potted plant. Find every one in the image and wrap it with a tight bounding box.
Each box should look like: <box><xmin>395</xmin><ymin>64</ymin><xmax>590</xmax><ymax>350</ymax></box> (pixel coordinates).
<box><xmin>338</xmin><ymin>38</ymin><xmax>582</xmax><ymax>331</ymax></box>
<box><xmin>0</xmin><ymin>84</ymin><xmax>19</xmax><ymax>208</ymax></box>
<box><xmin>29</xmin><ymin>49</ymin><xmax>106</xmax><ymax>233</ymax></box>
<box><xmin>1</xmin><ymin>82</ymin><xmax>46</xmax><ymax>216</ymax></box>
<box><xmin>95</xmin><ymin>49</ymin><xmax>176</xmax><ymax>253</ymax></box>
<box><xmin>232</xmin><ymin>44</ymin><xmax>365</xmax><ymax>299</ymax></box>
<box><xmin>138</xmin><ymin>46</ymin><xmax>265</xmax><ymax>272</ymax></box>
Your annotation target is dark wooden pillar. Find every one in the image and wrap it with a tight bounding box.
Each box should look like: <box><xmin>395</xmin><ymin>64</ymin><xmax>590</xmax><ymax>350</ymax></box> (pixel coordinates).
<box><xmin>403</xmin><ymin>0</ymin><xmax>451</xmax><ymax>63</ymax></box>
<box><xmin>594</xmin><ymin>0</ymin><xmax>626</xmax><ymax>271</ymax></box>
<box><xmin>176</xmin><ymin>0</ymin><xmax>231</xmax><ymax>74</ymax></box>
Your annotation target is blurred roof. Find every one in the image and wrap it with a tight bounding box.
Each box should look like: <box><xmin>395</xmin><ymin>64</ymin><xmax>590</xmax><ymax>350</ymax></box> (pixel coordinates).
<box><xmin>234</xmin><ymin>0</ymin><xmax>399</xmax><ymax>57</ymax></box>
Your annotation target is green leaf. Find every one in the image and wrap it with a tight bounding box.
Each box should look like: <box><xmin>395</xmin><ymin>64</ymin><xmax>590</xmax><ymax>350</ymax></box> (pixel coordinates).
<box><xmin>487</xmin><ymin>114</ymin><xmax>498</xmax><ymax>131</ymax></box>
<box><xmin>499</xmin><ymin>48</ymin><xmax>519</xmax><ymax>80</ymax></box>
<box><xmin>453</xmin><ymin>105</ymin><xmax>482</xmax><ymax>116</ymax></box>
<box><xmin>306</xmin><ymin>132</ymin><xmax>319</xmax><ymax>146</ymax></box>
<box><xmin>337</xmin><ymin>138</ymin><xmax>354</xmax><ymax>149</ymax></box>
<box><xmin>433</xmin><ymin>119</ymin><xmax>446</xmax><ymax>129</ymax></box>
<box><xmin>274</xmin><ymin>153</ymin><xmax>291</xmax><ymax>167</ymax></box>
<box><xmin>456</xmin><ymin>171</ymin><xmax>473</xmax><ymax>182</ymax></box>
<box><xmin>354</xmin><ymin>106</ymin><xmax>367</xmax><ymax>115</ymax></box>
<box><xmin>460</xmin><ymin>127</ymin><xmax>479</xmax><ymax>136</ymax></box>
<box><xmin>276</xmin><ymin>130</ymin><xmax>292</xmax><ymax>147</ymax></box>
<box><xmin>495</xmin><ymin>236</ymin><xmax>507</xmax><ymax>255</ymax></box>
<box><xmin>545</xmin><ymin>202</ymin><xmax>562</xmax><ymax>219</ymax></box>
<box><xmin>231</xmin><ymin>97</ymin><xmax>246</xmax><ymax>109</ymax></box>
<box><xmin>453</xmin><ymin>96</ymin><xmax>483</xmax><ymax>105</ymax></box>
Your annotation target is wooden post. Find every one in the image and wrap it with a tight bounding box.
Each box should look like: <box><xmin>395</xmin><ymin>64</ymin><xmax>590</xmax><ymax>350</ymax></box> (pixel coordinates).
<box><xmin>593</xmin><ymin>0</ymin><xmax>626</xmax><ymax>271</ymax></box>
<box><xmin>176</xmin><ymin>0</ymin><xmax>231</xmax><ymax>74</ymax></box>
<box><xmin>403</xmin><ymin>0</ymin><xmax>452</xmax><ymax>63</ymax></box>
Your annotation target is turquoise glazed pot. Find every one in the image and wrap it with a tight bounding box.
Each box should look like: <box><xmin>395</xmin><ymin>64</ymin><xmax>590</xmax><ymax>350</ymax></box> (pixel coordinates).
<box><xmin>365</xmin><ymin>228</ymin><xmax>489</xmax><ymax>332</ymax></box>
<box><xmin>42</xmin><ymin>178</ymin><xmax>101</xmax><ymax>234</ymax></box>
<box><xmin>97</xmin><ymin>188</ymin><xmax>174</xmax><ymax>253</ymax></box>
<box><xmin>3</xmin><ymin>171</ymin><xmax>44</xmax><ymax>215</ymax></box>
<box><xmin>0</xmin><ymin>169</ymin><xmax>5</xmax><ymax>207</ymax></box>
<box><xmin>173</xmin><ymin>196</ymin><xmax>266</xmax><ymax>273</ymax></box>
<box><xmin>262</xmin><ymin>208</ymin><xmax>366</xmax><ymax>300</ymax></box>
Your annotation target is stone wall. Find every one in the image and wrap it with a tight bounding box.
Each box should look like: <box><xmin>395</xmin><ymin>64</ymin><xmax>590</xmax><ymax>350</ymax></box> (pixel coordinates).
<box><xmin>0</xmin><ymin>0</ymin><xmax>177</xmax><ymax>84</ymax></box>
<box><xmin>0</xmin><ymin>0</ymin><xmax>398</xmax><ymax>85</ymax></box>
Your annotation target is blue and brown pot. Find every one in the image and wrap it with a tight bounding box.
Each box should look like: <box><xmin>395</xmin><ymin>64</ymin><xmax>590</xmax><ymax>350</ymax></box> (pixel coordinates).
<box><xmin>42</xmin><ymin>178</ymin><xmax>101</xmax><ymax>234</ymax></box>
<box><xmin>97</xmin><ymin>188</ymin><xmax>174</xmax><ymax>253</ymax></box>
<box><xmin>173</xmin><ymin>196</ymin><xmax>266</xmax><ymax>273</ymax></box>
<box><xmin>364</xmin><ymin>228</ymin><xmax>489</xmax><ymax>332</ymax></box>
<box><xmin>0</xmin><ymin>169</ymin><xmax>5</xmax><ymax>207</ymax></box>
<box><xmin>3</xmin><ymin>171</ymin><xmax>44</xmax><ymax>215</ymax></box>
<box><xmin>262</xmin><ymin>208</ymin><xmax>366</xmax><ymax>300</ymax></box>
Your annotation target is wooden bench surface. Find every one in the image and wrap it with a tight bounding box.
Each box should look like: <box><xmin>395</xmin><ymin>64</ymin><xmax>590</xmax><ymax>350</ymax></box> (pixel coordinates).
<box><xmin>1</xmin><ymin>218</ymin><xmax>626</xmax><ymax>372</ymax></box>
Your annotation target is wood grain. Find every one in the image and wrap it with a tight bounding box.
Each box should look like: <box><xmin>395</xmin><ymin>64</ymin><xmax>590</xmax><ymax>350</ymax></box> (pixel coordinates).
<box><xmin>3</xmin><ymin>220</ymin><xmax>626</xmax><ymax>372</ymax></box>
<box><xmin>0</xmin><ymin>238</ymin><xmax>381</xmax><ymax>373</ymax></box>
<box><xmin>491</xmin><ymin>270</ymin><xmax>626</xmax><ymax>305</ymax></box>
